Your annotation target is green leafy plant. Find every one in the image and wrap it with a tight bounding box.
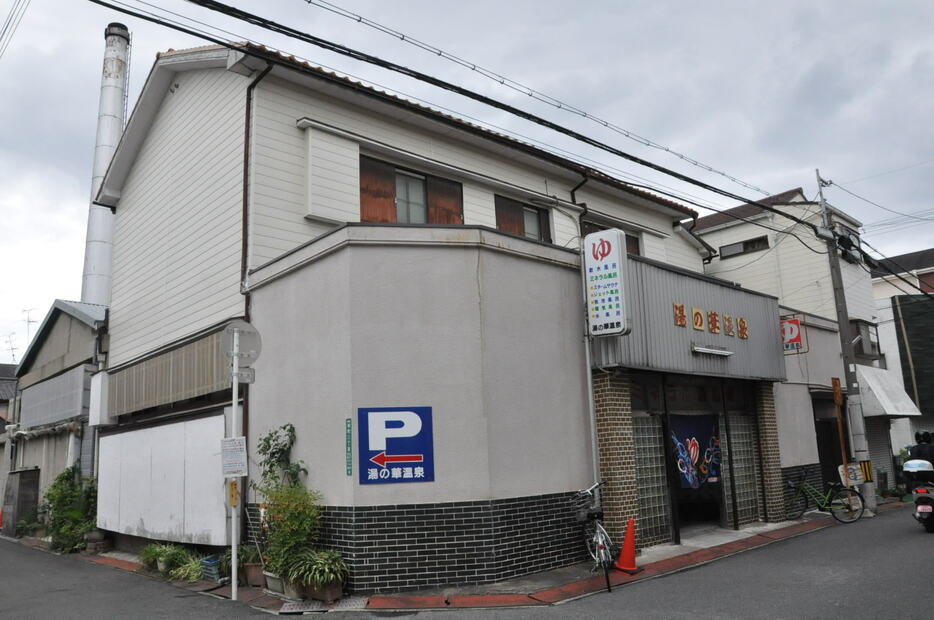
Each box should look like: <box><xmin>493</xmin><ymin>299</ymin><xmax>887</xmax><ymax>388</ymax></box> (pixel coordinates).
<box><xmin>40</xmin><ymin>465</ymin><xmax>97</xmax><ymax>553</ymax></box>
<box><xmin>253</xmin><ymin>424</ymin><xmax>307</xmax><ymax>490</ymax></box>
<box><xmin>138</xmin><ymin>544</ymin><xmax>165</xmax><ymax>569</ymax></box>
<box><xmin>263</xmin><ymin>484</ymin><xmax>323</xmax><ymax>576</ymax></box>
<box><xmin>168</xmin><ymin>553</ymin><xmax>204</xmax><ymax>582</ymax></box>
<box><xmin>287</xmin><ymin>549</ymin><xmax>348</xmax><ymax>589</ymax></box>
<box><xmin>160</xmin><ymin>544</ymin><xmax>192</xmax><ymax>574</ymax></box>
<box><xmin>220</xmin><ymin>546</ymin><xmax>262</xmax><ymax>576</ymax></box>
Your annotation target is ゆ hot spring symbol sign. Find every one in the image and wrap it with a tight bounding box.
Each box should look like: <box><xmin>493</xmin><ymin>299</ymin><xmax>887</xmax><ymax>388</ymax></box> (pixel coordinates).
<box><xmin>358</xmin><ymin>407</ymin><xmax>434</xmax><ymax>484</ymax></box>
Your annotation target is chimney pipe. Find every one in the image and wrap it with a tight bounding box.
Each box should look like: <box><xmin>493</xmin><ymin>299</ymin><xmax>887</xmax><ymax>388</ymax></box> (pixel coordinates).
<box><xmin>81</xmin><ymin>22</ymin><xmax>130</xmax><ymax>306</ymax></box>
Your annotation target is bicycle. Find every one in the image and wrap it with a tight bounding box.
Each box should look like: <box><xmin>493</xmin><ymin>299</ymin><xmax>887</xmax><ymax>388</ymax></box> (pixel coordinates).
<box><xmin>571</xmin><ymin>481</ymin><xmax>614</xmax><ymax>592</ymax></box>
<box><xmin>785</xmin><ymin>467</ymin><xmax>865</xmax><ymax>523</ymax></box>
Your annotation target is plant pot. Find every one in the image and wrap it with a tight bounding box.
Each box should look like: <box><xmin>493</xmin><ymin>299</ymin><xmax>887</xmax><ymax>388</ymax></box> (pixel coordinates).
<box><xmin>305</xmin><ymin>580</ymin><xmax>343</xmax><ymax>604</ymax></box>
<box><xmin>156</xmin><ymin>558</ymin><xmax>167</xmax><ymax>573</ymax></box>
<box><xmin>244</xmin><ymin>563</ymin><xmax>265</xmax><ymax>587</ymax></box>
<box><xmin>263</xmin><ymin>571</ymin><xmax>284</xmax><ymax>594</ymax></box>
<box><xmin>282</xmin><ymin>578</ymin><xmax>306</xmax><ymax>601</ymax></box>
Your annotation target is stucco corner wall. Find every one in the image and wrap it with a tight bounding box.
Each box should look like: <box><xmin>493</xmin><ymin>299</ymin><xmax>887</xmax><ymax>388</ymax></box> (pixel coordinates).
<box><xmin>248</xmin><ymin>227</ymin><xmax>592</xmax><ymax>507</ymax></box>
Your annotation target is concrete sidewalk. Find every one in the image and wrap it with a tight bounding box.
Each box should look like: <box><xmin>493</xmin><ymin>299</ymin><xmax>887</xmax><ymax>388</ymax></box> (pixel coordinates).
<box><xmin>76</xmin><ymin>502</ymin><xmax>908</xmax><ymax>614</ymax></box>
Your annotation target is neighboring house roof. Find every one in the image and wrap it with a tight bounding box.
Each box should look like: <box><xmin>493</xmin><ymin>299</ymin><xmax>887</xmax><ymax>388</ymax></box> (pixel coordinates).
<box><xmin>871</xmin><ymin>247</ymin><xmax>934</xmax><ymax>278</ymax></box>
<box><xmin>692</xmin><ymin>187</ymin><xmax>864</xmax><ymax>235</ymax></box>
<box><xmin>16</xmin><ymin>299</ymin><xmax>107</xmax><ymax>377</ymax></box>
<box><xmin>0</xmin><ymin>363</ymin><xmax>15</xmax><ymax>380</ymax></box>
<box><xmin>692</xmin><ymin>188</ymin><xmax>809</xmax><ymax>232</ymax></box>
<box><xmin>98</xmin><ymin>43</ymin><xmax>697</xmax><ymax>221</ymax></box>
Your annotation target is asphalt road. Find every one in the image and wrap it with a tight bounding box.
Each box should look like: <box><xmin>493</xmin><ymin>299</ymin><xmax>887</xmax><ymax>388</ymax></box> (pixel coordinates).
<box><xmin>1</xmin><ymin>505</ymin><xmax>930</xmax><ymax>619</ymax></box>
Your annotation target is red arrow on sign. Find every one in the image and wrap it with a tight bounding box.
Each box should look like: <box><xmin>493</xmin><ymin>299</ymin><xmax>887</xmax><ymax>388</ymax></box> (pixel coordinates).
<box><xmin>369</xmin><ymin>452</ymin><xmax>424</xmax><ymax>468</ymax></box>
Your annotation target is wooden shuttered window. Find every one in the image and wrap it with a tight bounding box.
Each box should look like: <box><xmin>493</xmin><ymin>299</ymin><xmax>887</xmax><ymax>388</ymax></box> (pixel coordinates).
<box><xmin>360</xmin><ymin>156</ymin><xmax>463</xmax><ymax>224</ymax></box>
<box><xmin>360</xmin><ymin>156</ymin><xmax>396</xmax><ymax>223</ymax></box>
<box><xmin>494</xmin><ymin>195</ymin><xmax>552</xmax><ymax>243</ymax></box>
<box><xmin>427</xmin><ymin>176</ymin><xmax>464</xmax><ymax>224</ymax></box>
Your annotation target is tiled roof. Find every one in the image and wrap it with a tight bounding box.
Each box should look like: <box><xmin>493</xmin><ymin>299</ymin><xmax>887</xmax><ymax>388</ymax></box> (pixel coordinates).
<box><xmin>0</xmin><ymin>378</ymin><xmax>15</xmax><ymax>401</ymax></box>
<box><xmin>0</xmin><ymin>363</ymin><xmax>15</xmax><ymax>379</ymax></box>
<box><xmin>871</xmin><ymin>247</ymin><xmax>934</xmax><ymax>278</ymax></box>
<box><xmin>164</xmin><ymin>42</ymin><xmax>697</xmax><ymax>219</ymax></box>
<box><xmin>692</xmin><ymin>188</ymin><xmax>807</xmax><ymax>232</ymax></box>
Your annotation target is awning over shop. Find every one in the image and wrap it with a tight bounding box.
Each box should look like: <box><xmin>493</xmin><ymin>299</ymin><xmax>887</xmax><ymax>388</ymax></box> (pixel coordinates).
<box><xmin>857</xmin><ymin>365</ymin><xmax>922</xmax><ymax>418</ymax></box>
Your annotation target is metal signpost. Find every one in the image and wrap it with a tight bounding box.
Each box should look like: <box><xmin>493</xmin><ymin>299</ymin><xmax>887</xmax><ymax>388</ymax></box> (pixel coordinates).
<box><xmin>580</xmin><ymin>228</ymin><xmax>631</xmax><ymax>504</ymax></box>
<box><xmin>222</xmin><ymin>320</ymin><xmax>261</xmax><ymax>602</ymax></box>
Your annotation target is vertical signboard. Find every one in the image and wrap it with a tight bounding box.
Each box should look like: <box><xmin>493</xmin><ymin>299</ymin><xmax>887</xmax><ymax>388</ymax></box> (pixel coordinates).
<box><xmin>358</xmin><ymin>407</ymin><xmax>434</xmax><ymax>484</ymax></box>
<box><xmin>583</xmin><ymin>229</ymin><xmax>630</xmax><ymax>337</ymax></box>
<box><xmin>781</xmin><ymin>317</ymin><xmax>808</xmax><ymax>354</ymax></box>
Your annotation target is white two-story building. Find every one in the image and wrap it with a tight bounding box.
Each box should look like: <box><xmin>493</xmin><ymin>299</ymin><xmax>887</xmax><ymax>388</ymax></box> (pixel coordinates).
<box><xmin>694</xmin><ymin>189</ymin><xmax>920</xmax><ymax>495</ymax></box>
<box><xmin>89</xmin><ymin>43</ymin><xmax>786</xmax><ymax>592</ymax></box>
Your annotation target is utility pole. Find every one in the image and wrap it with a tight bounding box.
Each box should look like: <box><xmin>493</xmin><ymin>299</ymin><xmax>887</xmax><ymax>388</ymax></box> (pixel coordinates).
<box><xmin>816</xmin><ymin>169</ymin><xmax>876</xmax><ymax>511</ymax></box>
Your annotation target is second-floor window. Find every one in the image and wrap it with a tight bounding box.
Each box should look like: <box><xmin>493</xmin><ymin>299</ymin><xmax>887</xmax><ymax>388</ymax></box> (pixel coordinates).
<box><xmin>494</xmin><ymin>195</ymin><xmax>552</xmax><ymax>243</ymax></box>
<box><xmin>719</xmin><ymin>235</ymin><xmax>768</xmax><ymax>259</ymax></box>
<box><xmin>581</xmin><ymin>219</ymin><xmax>641</xmax><ymax>255</ymax></box>
<box><xmin>360</xmin><ymin>155</ymin><xmax>463</xmax><ymax>225</ymax></box>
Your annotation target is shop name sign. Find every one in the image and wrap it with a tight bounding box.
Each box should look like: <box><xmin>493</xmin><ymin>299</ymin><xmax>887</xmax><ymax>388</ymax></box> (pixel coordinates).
<box><xmin>673</xmin><ymin>303</ymin><xmax>748</xmax><ymax>339</ymax></box>
<box><xmin>583</xmin><ymin>229</ymin><xmax>630</xmax><ymax>337</ymax></box>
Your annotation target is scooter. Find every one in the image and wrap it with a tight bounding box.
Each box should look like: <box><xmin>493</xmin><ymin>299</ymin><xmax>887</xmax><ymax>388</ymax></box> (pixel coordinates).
<box><xmin>902</xmin><ymin>458</ymin><xmax>934</xmax><ymax>533</ymax></box>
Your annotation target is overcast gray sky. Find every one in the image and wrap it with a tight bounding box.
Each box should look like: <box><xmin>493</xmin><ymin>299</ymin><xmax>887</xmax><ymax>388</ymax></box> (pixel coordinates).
<box><xmin>1</xmin><ymin>0</ymin><xmax>933</xmax><ymax>364</ymax></box>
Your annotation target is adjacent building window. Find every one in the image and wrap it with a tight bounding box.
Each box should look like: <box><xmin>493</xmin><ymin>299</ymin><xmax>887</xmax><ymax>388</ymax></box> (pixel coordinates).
<box><xmin>494</xmin><ymin>195</ymin><xmax>552</xmax><ymax>242</ymax></box>
<box><xmin>718</xmin><ymin>236</ymin><xmax>768</xmax><ymax>259</ymax></box>
<box><xmin>359</xmin><ymin>156</ymin><xmax>463</xmax><ymax>225</ymax></box>
<box><xmin>581</xmin><ymin>219</ymin><xmax>641</xmax><ymax>255</ymax></box>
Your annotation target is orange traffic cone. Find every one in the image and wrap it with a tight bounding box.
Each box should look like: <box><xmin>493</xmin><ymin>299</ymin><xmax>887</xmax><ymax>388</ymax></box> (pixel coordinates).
<box><xmin>614</xmin><ymin>517</ymin><xmax>643</xmax><ymax>574</ymax></box>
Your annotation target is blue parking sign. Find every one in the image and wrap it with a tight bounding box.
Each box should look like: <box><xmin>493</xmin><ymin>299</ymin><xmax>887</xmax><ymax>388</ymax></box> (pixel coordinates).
<box><xmin>358</xmin><ymin>407</ymin><xmax>434</xmax><ymax>485</ymax></box>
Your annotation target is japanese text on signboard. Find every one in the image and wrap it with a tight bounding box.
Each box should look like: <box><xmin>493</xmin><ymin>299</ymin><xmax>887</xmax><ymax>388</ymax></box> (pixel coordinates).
<box><xmin>583</xmin><ymin>229</ymin><xmax>630</xmax><ymax>337</ymax></box>
<box><xmin>358</xmin><ymin>407</ymin><xmax>434</xmax><ymax>485</ymax></box>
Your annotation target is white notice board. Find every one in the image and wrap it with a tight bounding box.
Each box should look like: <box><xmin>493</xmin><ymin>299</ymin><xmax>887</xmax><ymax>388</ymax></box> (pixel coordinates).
<box><xmin>221</xmin><ymin>436</ymin><xmax>248</xmax><ymax>478</ymax></box>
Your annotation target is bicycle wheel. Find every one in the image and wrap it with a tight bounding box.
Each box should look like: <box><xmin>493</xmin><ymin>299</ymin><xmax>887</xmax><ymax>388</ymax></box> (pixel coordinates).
<box><xmin>785</xmin><ymin>490</ymin><xmax>807</xmax><ymax>520</ymax></box>
<box><xmin>584</xmin><ymin>521</ymin><xmax>599</xmax><ymax>561</ymax></box>
<box><xmin>829</xmin><ymin>487</ymin><xmax>864</xmax><ymax>523</ymax></box>
<box><xmin>594</xmin><ymin>523</ymin><xmax>614</xmax><ymax>592</ymax></box>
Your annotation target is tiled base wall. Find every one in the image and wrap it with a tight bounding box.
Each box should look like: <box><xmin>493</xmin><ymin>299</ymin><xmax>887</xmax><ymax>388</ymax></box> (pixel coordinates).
<box><xmin>249</xmin><ymin>492</ymin><xmax>586</xmax><ymax>593</ymax></box>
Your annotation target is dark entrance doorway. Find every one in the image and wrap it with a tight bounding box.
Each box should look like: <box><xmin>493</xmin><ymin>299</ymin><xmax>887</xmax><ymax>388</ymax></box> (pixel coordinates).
<box><xmin>669</xmin><ymin>413</ymin><xmax>722</xmax><ymax>524</ymax></box>
<box><xmin>812</xmin><ymin>397</ymin><xmax>848</xmax><ymax>488</ymax></box>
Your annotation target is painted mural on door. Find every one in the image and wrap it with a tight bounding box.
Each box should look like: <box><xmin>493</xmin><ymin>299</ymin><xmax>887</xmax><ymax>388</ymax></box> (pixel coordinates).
<box><xmin>670</xmin><ymin>415</ymin><xmax>721</xmax><ymax>489</ymax></box>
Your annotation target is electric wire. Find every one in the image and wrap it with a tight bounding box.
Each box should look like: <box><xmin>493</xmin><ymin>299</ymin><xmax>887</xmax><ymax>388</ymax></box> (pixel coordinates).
<box><xmin>858</xmin><ymin>237</ymin><xmax>934</xmax><ymax>303</ymax></box>
<box><xmin>117</xmin><ymin>0</ymin><xmax>729</xmax><ymax>213</ymax></box>
<box><xmin>180</xmin><ymin>0</ymin><xmax>819</xmax><ymax>234</ymax></box>
<box><xmin>299</xmin><ymin>0</ymin><xmax>771</xmax><ymax>196</ymax></box>
<box><xmin>90</xmin><ymin>0</ymin><xmax>826</xmax><ymax>253</ymax></box>
<box><xmin>828</xmin><ymin>181</ymin><xmax>934</xmax><ymax>222</ymax></box>
<box><xmin>842</xmin><ymin>157</ymin><xmax>934</xmax><ymax>185</ymax></box>
<box><xmin>0</xmin><ymin>0</ymin><xmax>30</xmax><ymax>60</ymax></box>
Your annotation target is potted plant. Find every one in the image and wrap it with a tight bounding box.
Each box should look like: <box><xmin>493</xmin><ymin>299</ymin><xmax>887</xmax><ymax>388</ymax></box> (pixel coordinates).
<box><xmin>287</xmin><ymin>549</ymin><xmax>348</xmax><ymax>604</ymax></box>
<box><xmin>158</xmin><ymin>544</ymin><xmax>191</xmax><ymax>576</ymax></box>
<box><xmin>242</xmin><ymin>546</ymin><xmax>265</xmax><ymax>587</ymax></box>
<box><xmin>263</xmin><ymin>484</ymin><xmax>322</xmax><ymax>600</ymax></box>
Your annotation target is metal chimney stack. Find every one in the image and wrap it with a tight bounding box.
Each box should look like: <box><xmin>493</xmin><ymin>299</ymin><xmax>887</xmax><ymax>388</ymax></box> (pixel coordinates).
<box><xmin>80</xmin><ymin>22</ymin><xmax>130</xmax><ymax>306</ymax></box>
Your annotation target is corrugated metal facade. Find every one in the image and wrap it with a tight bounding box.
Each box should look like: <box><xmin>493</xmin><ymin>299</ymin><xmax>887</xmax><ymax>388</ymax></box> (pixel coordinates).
<box><xmin>19</xmin><ymin>365</ymin><xmax>92</xmax><ymax>429</ymax></box>
<box><xmin>593</xmin><ymin>257</ymin><xmax>785</xmax><ymax>381</ymax></box>
<box><xmin>108</xmin><ymin>331</ymin><xmax>229</xmax><ymax>417</ymax></box>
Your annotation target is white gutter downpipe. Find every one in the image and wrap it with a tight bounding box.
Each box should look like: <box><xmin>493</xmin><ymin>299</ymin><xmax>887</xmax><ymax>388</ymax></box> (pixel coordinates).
<box><xmin>81</xmin><ymin>22</ymin><xmax>130</xmax><ymax>306</ymax></box>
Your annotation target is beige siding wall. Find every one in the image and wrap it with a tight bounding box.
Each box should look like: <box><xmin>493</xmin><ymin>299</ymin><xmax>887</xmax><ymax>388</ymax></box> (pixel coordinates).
<box><xmin>249</xmin><ymin>76</ymin><xmax>698</xmax><ymax>268</ymax></box>
<box><xmin>109</xmin><ymin>69</ymin><xmax>248</xmax><ymax>367</ymax></box>
<box><xmin>701</xmin><ymin>206</ymin><xmax>836</xmax><ymax>315</ymax></box>
<box><xmin>18</xmin><ymin>315</ymin><xmax>96</xmax><ymax>390</ymax></box>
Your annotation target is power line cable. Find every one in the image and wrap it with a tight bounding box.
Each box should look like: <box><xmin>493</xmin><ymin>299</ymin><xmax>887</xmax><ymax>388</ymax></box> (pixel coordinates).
<box><xmin>299</xmin><ymin>0</ymin><xmax>771</xmax><ymax>196</ymax></box>
<box><xmin>858</xmin><ymin>237</ymin><xmax>934</xmax><ymax>303</ymax></box>
<box><xmin>118</xmin><ymin>0</ymin><xmax>729</xmax><ymax>214</ymax></box>
<box><xmin>180</xmin><ymin>0</ymin><xmax>819</xmax><ymax>234</ymax></box>
<box><xmin>90</xmin><ymin>0</ymin><xmax>823</xmax><ymax>252</ymax></box>
<box><xmin>0</xmin><ymin>0</ymin><xmax>30</xmax><ymax>59</ymax></box>
<box><xmin>828</xmin><ymin>181</ymin><xmax>934</xmax><ymax>222</ymax></box>
<box><xmin>842</xmin><ymin>157</ymin><xmax>934</xmax><ymax>185</ymax></box>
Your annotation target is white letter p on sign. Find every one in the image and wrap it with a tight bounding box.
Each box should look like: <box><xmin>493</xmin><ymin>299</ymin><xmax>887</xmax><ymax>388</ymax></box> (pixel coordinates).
<box><xmin>368</xmin><ymin>410</ymin><xmax>422</xmax><ymax>451</ymax></box>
